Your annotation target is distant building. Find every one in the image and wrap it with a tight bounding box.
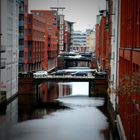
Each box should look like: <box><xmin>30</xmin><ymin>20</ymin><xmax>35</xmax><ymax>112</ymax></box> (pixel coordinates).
<box><xmin>0</xmin><ymin>0</ymin><xmax>19</xmax><ymax>100</ymax></box>
<box><xmin>95</xmin><ymin>9</ymin><xmax>111</xmax><ymax>72</ymax></box>
<box><xmin>58</xmin><ymin>14</ymin><xmax>65</xmax><ymax>53</ymax></box>
<box><xmin>71</xmin><ymin>31</ymin><xmax>87</xmax><ymax>53</ymax></box>
<box><xmin>95</xmin><ymin>15</ymin><xmax>100</xmax><ymax>68</ymax></box>
<box><xmin>64</xmin><ymin>21</ymin><xmax>74</xmax><ymax>52</ymax></box>
<box><xmin>86</xmin><ymin>30</ymin><xmax>96</xmax><ymax>52</ymax></box>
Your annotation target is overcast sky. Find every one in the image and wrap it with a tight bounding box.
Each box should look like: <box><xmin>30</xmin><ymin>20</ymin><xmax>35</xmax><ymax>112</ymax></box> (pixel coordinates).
<box><xmin>29</xmin><ymin>0</ymin><xmax>106</xmax><ymax>31</ymax></box>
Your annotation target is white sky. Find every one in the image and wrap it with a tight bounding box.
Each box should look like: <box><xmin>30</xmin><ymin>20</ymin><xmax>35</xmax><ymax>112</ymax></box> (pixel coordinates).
<box><xmin>29</xmin><ymin>0</ymin><xmax>106</xmax><ymax>31</ymax></box>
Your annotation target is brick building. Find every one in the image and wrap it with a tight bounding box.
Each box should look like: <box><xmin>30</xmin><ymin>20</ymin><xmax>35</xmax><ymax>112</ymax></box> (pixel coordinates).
<box><xmin>99</xmin><ymin>13</ymin><xmax>107</xmax><ymax>70</ymax></box>
<box><xmin>95</xmin><ymin>17</ymin><xmax>100</xmax><ymax>68</ymax></box>
<box><xmin>64</xmin><ymin>21</ymin><xmax>74</xmax><ymax>52</ymax></box>
<box><xmin>31</xmin><ymin>10</ymin><xmax>59</xmax><ymax>70</ymax></box>
<box><xmin>95</xmin><ymin>10</ymin><xmax>111</xmax><ymax>72</ymax></box>
<box><xmin>96</xmin><ymin>0</ymin><xmax>140</xmax><ymax>139</ymax></box>
<box><xmin>118</xmin><ymin>0</ymin><xmax>140</xmax><ymax>139</ymax></box>
<box><xmin>24</xmin><ymin>13</ymin><xmax>46</xmax><ymax>71</ymax></box>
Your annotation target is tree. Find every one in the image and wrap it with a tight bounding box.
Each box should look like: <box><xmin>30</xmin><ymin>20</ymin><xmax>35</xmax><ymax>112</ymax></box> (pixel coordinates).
<box><xmin>117</xmin><ymin>71</ymin><xmax>140</xmax><ymax>140</ymax></box>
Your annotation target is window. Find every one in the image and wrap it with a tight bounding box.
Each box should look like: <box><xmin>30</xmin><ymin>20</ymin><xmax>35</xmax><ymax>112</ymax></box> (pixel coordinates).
<box><xmin>28</xmin><ymin>29</ymin><xmax>32</xmax><ymax>35</ymax></box>
<box><xmin>27</xmin><ymin>18</ymin><xmax>32</xmax><ymax>24</ymax></box>
<box><xmin>19</xmin><ymin>39</ymin><xmax>24</xmax><ymax>46</ymax></box>
<box><xmin>28</xmin><ymin>41</ymin><xmax>32</xmax><ymax>48</ymax></box>
<box><xmin>19</xmin><ymin>51</ymin><xmax>24</xmax><ymax>57</ymax></box>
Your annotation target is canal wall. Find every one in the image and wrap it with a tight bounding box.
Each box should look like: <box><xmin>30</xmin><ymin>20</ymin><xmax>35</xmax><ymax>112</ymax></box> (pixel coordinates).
<box><xmin>89</xmin><ymin>78</ymin><xmax>121</xmax><ymax>139</ymax></box>
<box><xmin>89</xmin><ymin>78</ymin><xmax>108</xmax><ymax>97</ymax></box>
<box><xmin>106</xmin><ymin>95</ymin><xmax>120</xmax><ymax>140</ymax></box>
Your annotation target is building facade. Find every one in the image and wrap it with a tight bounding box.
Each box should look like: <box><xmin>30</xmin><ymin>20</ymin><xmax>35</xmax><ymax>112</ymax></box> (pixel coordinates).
<box><xmin>95</xmin><ymin>10</ymin><xmax>109</xmax><ymax>71</ymax></box>
<box><xmin>96</xmin><ymin>0</ymin><xmax>140</xmax><ymax>139</ymax></box>
<box><xmin>25</xmin><ymin>13</ymin><xmax>46</xmax><ymax>71</ymax></box>
<box><xmin>18</xmin><ymin>0</ymin><xmax>28</xmax><ymax>72</ymax></box>
<box><xmin>0</xmin><ymin>0</ymin><xmax>19</xmax><ymax>100</ymax></box>
<box><xmin>71</xmin><ymin>31</ymin><xmax>87</xmax><ymax>53</ymax></box>
<box><xmin>118</xmin><ymin>0</ymin><xmax>140</xmax><ymax>139</ymax></box>
<box><xmin>64</xmin><ymin>21</ymin><xmax>74</xmax><ymax>52</ymax></box>
<box><xmin>58</xmin><ymin>14</ymin><xmax>65</xmax><ymax>53</ymax></box>
<box><xmin>86</xmin><ymin>30</ymin><xmax>96</xmax><ymax>53</ymax></box>
<box><xmin>31</xmin><ymin>10</ymin><xmax>59</xmax><ymax>70</ymax></box>
<box><xmin>109</xmin><ymin>0</ymin><xmax>120</xmax><ymax>109</ymax></box>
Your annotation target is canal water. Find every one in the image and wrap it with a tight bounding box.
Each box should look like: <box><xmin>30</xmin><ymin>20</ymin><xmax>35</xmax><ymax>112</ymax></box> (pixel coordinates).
<box><xmin>0</xmin><ymin>82</ymin><xmax>110</xmax><ymax>140</ymax></box>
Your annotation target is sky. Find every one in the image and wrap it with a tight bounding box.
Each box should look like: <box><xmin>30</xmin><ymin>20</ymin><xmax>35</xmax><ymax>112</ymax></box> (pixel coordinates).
<box><xmin>29</xmin><ymin>0</ymin><xmax>106</xmax><ymax>32</ymax></box>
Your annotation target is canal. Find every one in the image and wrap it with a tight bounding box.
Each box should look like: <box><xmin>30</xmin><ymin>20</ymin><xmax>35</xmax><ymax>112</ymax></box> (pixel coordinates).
<box><xmin>0</xmin><ymin>82</ymin><xmax>111</xmax><ymax>140</ymax></box>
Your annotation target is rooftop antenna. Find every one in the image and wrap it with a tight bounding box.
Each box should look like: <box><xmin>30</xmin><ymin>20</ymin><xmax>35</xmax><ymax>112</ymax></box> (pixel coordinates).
<box><xmin>50</xmin><ymin>7</ymin><xmax>65</xmax><ymax>15</ymax></box>
<box><xmin>50</xmin><ymin>0</ymin><xmax>65</xmax><ymax>14</ymax></box>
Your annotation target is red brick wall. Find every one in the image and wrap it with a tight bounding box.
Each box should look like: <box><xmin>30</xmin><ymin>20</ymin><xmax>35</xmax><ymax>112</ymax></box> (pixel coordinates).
<box><xmin>95</xmin><ymin>13</ymin><xmax>111</xmax><ymax>72</ymax></box>
<box><xmin>100</xmin><ymin>16</ymin><xmax>107</xmax><ymax>70</ymax></box>
<box><xmin>31</xmin><ymin>10</ymin><xmax>59</xmax><ymax>70</ymax></box>
<box><xmin>95</xmin><ymin>24</ymin><xmax>100</xmax><ymax>62</ymax></box>
<box><xmin>119</xmin><ymin>0</ymin><xmax>140</xmax><ymax>139</ymax></box>
<box><xmin>25</xmin><ymin>14</ymin><xmax>46</xmax><ymax>71</ymax></box>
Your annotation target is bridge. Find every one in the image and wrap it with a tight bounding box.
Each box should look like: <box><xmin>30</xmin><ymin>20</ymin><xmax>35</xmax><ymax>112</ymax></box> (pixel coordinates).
<box><xmin>34</xmin><ymin>75</ymin><xmax>95</xmax><ymax>82</ymax></box>
<box><xmin>33</xmin><ymin>74</ymin><xmax>108</xmax><ymax>97</ymax></box>
<box><xmin>57</xmin><ymin>52</ymin><xmax>94</xmax><ymax>68</ymax></box>
<box><xmin>63</xmin><ymin>56</ymin><xmax>91</xmax><ymax>62</ymax></box>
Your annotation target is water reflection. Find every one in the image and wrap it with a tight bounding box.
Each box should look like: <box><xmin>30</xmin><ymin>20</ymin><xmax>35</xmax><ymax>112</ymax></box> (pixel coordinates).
<box><xmin>0</xmin><ymin>82</ymin><xmax>110</xmax><ymax>140</ymax></box>
<box><xmin>0</xmin><ymin>98</ymin><xmax>18</xmax><ymax>140</ymax></box>
<box><xmin>59</xmin><ymin>82</ymin><xmax>89</xmax><ymax>96</ymax></box>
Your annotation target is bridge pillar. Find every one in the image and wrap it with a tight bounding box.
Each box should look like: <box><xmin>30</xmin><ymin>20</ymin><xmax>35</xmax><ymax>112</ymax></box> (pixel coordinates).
<box><xmin>89</xmin><ymin>79</ymin><xmax>108</xmax><ymax>97</ymax></box>
<box><xmin>89</xmin><ymin>81</ymin><xmax>95</xmax><ymax>97</ymax></box>
<box><xmin>34</xmin><ymin>82</ymin><xmax>40</xmax><ymax>103</ymax></box>
<box><xmin>88</xmin><ymin>62</ymin><xmax>90</xmax><ymax>67</ymax></box>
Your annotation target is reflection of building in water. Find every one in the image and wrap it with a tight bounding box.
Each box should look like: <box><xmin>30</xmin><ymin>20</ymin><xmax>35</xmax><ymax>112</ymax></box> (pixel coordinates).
<box><xmin>58</xmin><ymin>83</ymin><xmax>72</xmax><ymax>97</ymax></box>
<box><xmin>6</xmin><ymin>99</ymin><xmax>18</xmax><ymax>124</ymax></box>
<box><xmin>0</xmin><ymin>98</ymin><xmax>18</xmax><ymax>140</ymax></box>
<box><xmin>39</xmin><ymin>83</ymin><xmax>48</xmax><ymax>103</ymax></box>
<box><xmin>47</xmin><ymin>82</ymin><xmax>58</xmax><ymax>102</ymax></box>
<box><xmin>47</xmin><ymin>82</ymin><xmax>71</xmax><ymax>101</ymax></box>
<box><xmin>18</xmin><ymin>94</ymin><xmax>35</xmax><ymax>121</ymax></box>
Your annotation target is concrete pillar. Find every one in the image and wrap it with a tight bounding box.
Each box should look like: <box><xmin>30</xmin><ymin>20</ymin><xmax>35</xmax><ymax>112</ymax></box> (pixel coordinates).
<box><xmin>34</xmin><ymin>82</ymin><xmax>39</xmax><ymax>103</ymax></box>
<box><xmin>89</xmin><ymin>81</ymin><xmax>95</xmax><ymax>97</ymax></box>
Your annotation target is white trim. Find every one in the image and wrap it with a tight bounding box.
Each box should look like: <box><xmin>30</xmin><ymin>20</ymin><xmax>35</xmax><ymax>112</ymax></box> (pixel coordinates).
<box><xmin>116</xmin><ymin>115</ymin><xmax>127</xmax><ymax>140</ymax></box>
